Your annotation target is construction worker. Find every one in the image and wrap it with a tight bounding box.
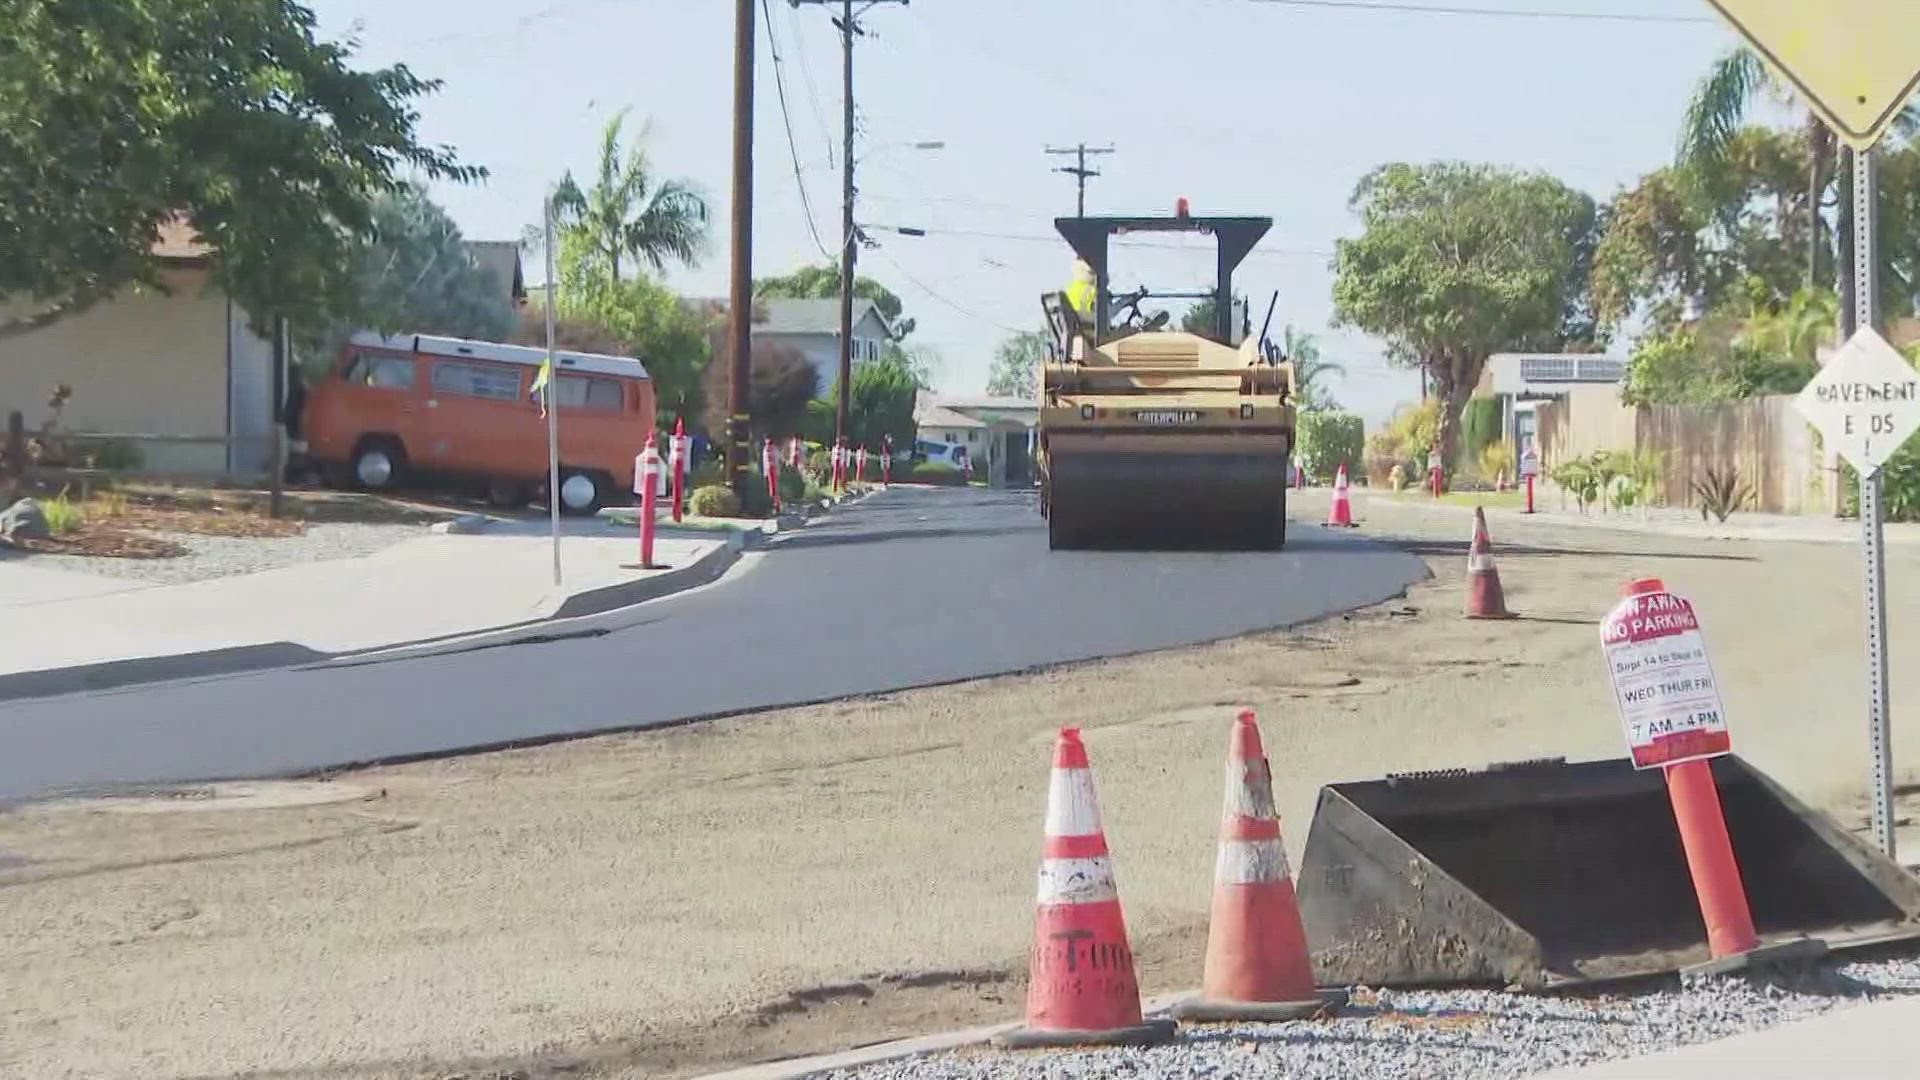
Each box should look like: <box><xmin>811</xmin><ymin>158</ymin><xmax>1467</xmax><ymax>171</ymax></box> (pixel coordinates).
<box><xmin>1064</xmin><ymin>259</ymin><xmax>1096</xmax><ymax>322</ymax></box>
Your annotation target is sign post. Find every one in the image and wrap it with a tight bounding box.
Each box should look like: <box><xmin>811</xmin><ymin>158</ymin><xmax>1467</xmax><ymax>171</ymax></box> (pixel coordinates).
<box><xmin>1427</xmin><ymin>447</ymin><xmax>1443</xmax><ymax>499</ymax></box>
<box><xmin>669</xmin><ymin>417</ymin><xmax>690</xmax><ymax>524</ymax></box>
<box><xmin>635</xmin><ymin>436</ymin><xmax>662</xmax><ymax>570</ymax></box>
<box><xmin>1519</xmin><ymin>446</ymin><xmax>1539</xmax><ymax>515</ymax></box>
<box><xmin>1706</xmin><ymin>0</ymin><xmax>1920</xmax><ymax>859</ymax></box>
<box><xmin>1601</xmin><ymin>578</ymin><xmax>1757</xmax><ymax>961</ymax></box>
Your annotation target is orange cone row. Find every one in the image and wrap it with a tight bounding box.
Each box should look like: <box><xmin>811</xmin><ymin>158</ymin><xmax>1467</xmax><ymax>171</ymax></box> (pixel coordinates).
<box><xmin>996</xmin><ymin>715</ymin><xmax>1345</xmax><ymax>1050</ymax></box>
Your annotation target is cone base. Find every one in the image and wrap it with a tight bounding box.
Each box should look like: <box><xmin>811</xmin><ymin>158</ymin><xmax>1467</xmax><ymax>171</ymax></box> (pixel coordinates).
<box><xmin>994</xmin><ymin>1018</ymin><xmax>1177</xmax><ymax>1049</ymax></box>
<box><xmin>1173</xmin><ymin>988</ymin><xmax>1349</xmax><ymax>1024</ymax></box>
<box><xmin>1679</xmin><ymin>937</ymin><xmax>1828</xmax><ymax>983</ymax></box>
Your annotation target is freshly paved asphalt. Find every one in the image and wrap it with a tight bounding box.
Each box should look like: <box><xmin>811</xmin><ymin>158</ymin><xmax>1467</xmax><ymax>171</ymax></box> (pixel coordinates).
<box><xmin>0</xmin><ymin>486</ymin><xmax>1427</xmax><ymax>802</ymax></box>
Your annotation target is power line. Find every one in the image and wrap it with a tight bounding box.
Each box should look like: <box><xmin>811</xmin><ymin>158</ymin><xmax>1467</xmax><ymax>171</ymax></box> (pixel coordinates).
<box><xmin>1232</xmin><ymin>0</ymin><xmax>1713</xmax><ymax>24</ymax></box>
<box><xmin>762</xmin><ymin>0</ymin><xmax>833</xmax><ymax>258</ymax></box>
<box><xmin>784</xmin><ymin>2</ymin><xmax>837</xmax><ymax>169</ymax></box>
<box><xmin>1044</xmin><ymin>143</ymin><xmax>1115</xmax><ymax>217</ymax></box>
<box><xmin>869</xmin><ymin>249</ymin><xmax>1028</xmax><ymax>334</ymax></box>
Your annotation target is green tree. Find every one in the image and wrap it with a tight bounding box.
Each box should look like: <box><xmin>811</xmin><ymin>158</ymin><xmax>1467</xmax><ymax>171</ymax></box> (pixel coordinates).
<box><xmin>1181</xmin><ymin>294</ymin><xmax>1246</xmax><ymax>338</ymax></box>
<box><xmin>881</xmin><ymin>341</ymin><xmax>941</xmax><ymax>389</ymax></box>
<box><xmin>1</xmin><ymin>0</ymin><xmax>479</xmax><ymax>340</ymax></box>
<box><xmin>987</xmin><ymin>331</ymin><xmax>1048</xmax><ymax>399</ymax></box>
<box><xmin>1333</xmin><ymin>162</ymin><xmax>1595</xmax><ymax>467</ymax></box>
<box><xmin>754</xmin><ymin>264</ymin><xmax>915</xmax><ymax>338</ymax></box>
<box><xmin>831</xmin><ymin>356</ymin><xmax>919</xmax><ymax>449</ymax></box>
<box><xmin>299</xmin><ymin>187</ymin><xmax>515</xmax><ymax>369</ymax></box>
<box><xmin>552</xmin><ymin>109</ymin><xmax>710</xmax><ymax>282</ymax></box>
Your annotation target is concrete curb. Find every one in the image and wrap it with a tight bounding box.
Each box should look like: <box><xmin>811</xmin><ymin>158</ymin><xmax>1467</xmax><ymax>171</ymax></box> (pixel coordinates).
<box><xmin>695</xmin><ymin>991</ymin><xmax>1196</xmax><ymax>1080</ymax></box>
<box><xmin>1359</xmin><ymin>491</ymin><xmax>1920</xmax><ymax>546</ymax></box>
<box><xmin>0</xmin><ymin>530</ymin><xmax>768</xmax><ymax>705</ymax></box>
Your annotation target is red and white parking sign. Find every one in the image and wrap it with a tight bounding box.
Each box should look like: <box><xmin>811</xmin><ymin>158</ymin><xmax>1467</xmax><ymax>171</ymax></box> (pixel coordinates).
<box><xmin>1600</xmin><ymin>582</ymin><xmax>1731</xmax><ymax>770</ymax></box>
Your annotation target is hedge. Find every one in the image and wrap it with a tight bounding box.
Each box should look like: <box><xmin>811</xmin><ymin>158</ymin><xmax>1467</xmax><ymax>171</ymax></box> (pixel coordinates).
<box><xmin>1295</xmin><ymin>411</ymin><xmax>1365</xmax><ymax>484</ymax></box>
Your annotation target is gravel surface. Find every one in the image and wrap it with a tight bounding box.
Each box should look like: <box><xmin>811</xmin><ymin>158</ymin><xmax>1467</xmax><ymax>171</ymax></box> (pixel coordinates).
<box><xmin>833</xmin><ymin>956</ymin><xmax>1920</xmax><ymax>1079</ymax></box>
<box><xmin>38</xmin><ymin>523</ymin><xmax>426</xmax><ymax>584</ymax></box>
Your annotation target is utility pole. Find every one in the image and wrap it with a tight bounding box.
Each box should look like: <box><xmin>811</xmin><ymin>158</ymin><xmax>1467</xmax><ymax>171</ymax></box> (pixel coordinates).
<box><xmin>726</xmin><ymin>0</ymin><xmax>756</xmax><ymax>496</ymax></box>
<box><xmin>793</xmin><ymin>0</ymin><xmax>907</xmax><ymax>449</ymax></box>
<box><xmin>1044</xmin><ymin>143</ymin><xmax>1114</xmax><ymax>217</ymax></box>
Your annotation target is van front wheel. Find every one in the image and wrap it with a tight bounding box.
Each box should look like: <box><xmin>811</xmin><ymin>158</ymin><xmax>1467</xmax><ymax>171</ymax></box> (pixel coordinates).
<box><xmin>351</xmin><ymin>438</ymin><xmax>406</xmax><ymax>492</ymax></box>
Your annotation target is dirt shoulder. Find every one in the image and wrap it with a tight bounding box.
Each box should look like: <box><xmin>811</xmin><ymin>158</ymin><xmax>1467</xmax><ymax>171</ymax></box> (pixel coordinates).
<box><xmin>3</xmin><ymin>498</ymin><xmax>1915</xmax><ymax>1080</ymax></box>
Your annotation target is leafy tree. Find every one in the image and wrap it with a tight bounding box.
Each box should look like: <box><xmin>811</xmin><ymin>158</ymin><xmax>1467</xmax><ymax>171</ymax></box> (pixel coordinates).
<box><xmin>987</xmin><ymin>331</ymin><xmax>1048</xmax><ymax>399</ymax></box>
<box><xmin>881</xmin><ymin>341</ymin><xmax>941</xmax><ymax>389</ymax></box>
<box><xmin>298</xmin><ymin>187</ymin><xmax>515</xmax><ymax>370</ymax></box>
<box><xmin>1333</xmin><ymin>162</ymin><xmax>1595</xmax><ymax>467</ymax></box>
<box><xmin>1</xmin><ymin>0</ymin><xmax>479</xmax><ymax>340</ymax></box>
<box><xmin>811</xmin><ymin>356</ymin><xmax>918</xmax><ymax>449</ymax></box>
<box><xmin>754</xmin><ymin>264</ymin><xmax>915</xmax><ymax>338</ymax></box>
<box><xmin>1181</xmin><ymin>294</ymin><xmax>1246</xmax><ymax>338</ymax></box>
<box><xmin>551</xmin><ymin>109</ymin><xmax>709</xmax><ymax>281</ymax></box>
<box><xmin>700</xmin><ymin>339</ymin><xmax>819</xmax><ymax>443</ymax></box>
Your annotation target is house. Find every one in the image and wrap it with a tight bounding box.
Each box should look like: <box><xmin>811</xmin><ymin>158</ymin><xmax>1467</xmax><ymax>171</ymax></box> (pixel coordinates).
<box><xmin>0</xmin><ymin>222</ymin><xmax>526</xmax><ymax>478</ymax></box>
<box><xmin>0</xmin><ymin>220</ymin><xmax>276</xmax><ymax>475</ymax></box>
<box><xmin>915</xmin><ymin>394</ymin><xmax>1038</xmax><ymax>487</ymax></box>
<box><xmin>467</xmin><ymin>241</ymin><xmax>529</xmax><ymax>310</ymax></box>
<box><xmin>752</xmin><ymin>299</ymin><xmax>896</xmax><ymax>389</ymax></box>
<box><xmin>1473</xmin><ymin>352</ymin><xmax>1629</xmax><ymax>470</ymax></box>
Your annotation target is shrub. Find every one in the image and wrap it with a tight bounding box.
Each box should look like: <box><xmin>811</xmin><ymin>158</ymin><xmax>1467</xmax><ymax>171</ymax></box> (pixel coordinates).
<box><xmin>77</xmin><ymin>438</ymin><xmax>144</xmax><ymax>471</ymax></box>
<box><xmin>777</xmin><ymin>464</ymin><xmax>807</xmax><ymax>504</ymax></box>
<box><xmin>688</xmin><ymin>460</ymin><xmax>727</xmax><ymax>489</ymax></box>
<box><xmin>1295</xmin><ymin>411</ymin><xmax>1364</xmax><ymax>483</ymax></box>
<box><xmin>1477</xmin><ymin>440</ymin><xmax>1515</xmax><ymax>487</ymax></box>
<box><xmin>1550</xmin><ymin>457</ymin><xmax>1602</xmax><ymax>514</ymax></box>
<box><xmin>687</xmin><ymin>484</ymin><xmax>743</xmax><ymax>518</ymax></box>
<box><xmin>1693</xmin><ymin>464</ymin><xmax>1752</xmax><ymax>523</ymax></box>
<box><xmin>41</xmin><ymin>487</ymin><xmax>84</xmax><ymax>535</ymax></box>
<box><xmin>907</xmin><ymin>462</ymin><xmax>965</xmax><ymax>486</ymax></box>
<box><xmin>1461</xmin><ymin>398</ymin><xmax>1502</xmax><ymax>462</ymax></box>
<box><xmin>1842</xmin><ymin>446</ymin><xmax>1920</xmax><ymax>523</ymax></box>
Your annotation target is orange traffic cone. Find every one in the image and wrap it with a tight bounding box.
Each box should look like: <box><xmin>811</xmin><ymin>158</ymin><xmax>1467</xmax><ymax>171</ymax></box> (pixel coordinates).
<box><xmin>1323</xmin><ymin>465</ymin><xmax>1357</xmax><ymax>528</ymax></box>
<box><xmin>1175</xmin><ymin>710</ymin><xmax>1347</xmax><ymax>1023</ymax></box>
<box><xmin>996</xmin><ymin>728</ymin><xmax>1176</xmax><ymax>1049</ymax></box>
<box><xmin>1464</xmin><ymin>506</ymin><xmax>1514</xmax><ymax>619</ymax></box>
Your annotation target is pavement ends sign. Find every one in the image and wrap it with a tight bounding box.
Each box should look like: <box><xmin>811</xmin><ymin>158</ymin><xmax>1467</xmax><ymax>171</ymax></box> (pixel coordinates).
<box><xmin>1703</xmin><ymin>1</ymin><xmax>1920</xmax><ymax>150</ymax></box>
<box><xmin>1794</xmin><ymin>328</ymin><xmax>1920</xmax><ymax>473</ymax></box>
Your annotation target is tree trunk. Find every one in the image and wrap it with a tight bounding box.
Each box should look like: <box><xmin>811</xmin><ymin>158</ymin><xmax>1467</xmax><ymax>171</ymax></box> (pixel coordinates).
<box><xmin>1808</xmin><ymin>118</ymin><xmax>1834</xmax><ymax>291</ymax></box>
<box><xmin>1430</xmin><ymin>355</ymin><xmax>1468</xmax><ymax>483</ymax></box>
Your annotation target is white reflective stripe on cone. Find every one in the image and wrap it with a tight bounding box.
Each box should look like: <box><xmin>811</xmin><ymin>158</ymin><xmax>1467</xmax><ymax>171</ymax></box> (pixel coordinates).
<box><xmin>1223</xmin><ymin>760</ymin><xmax>1278</xmax><ymax>821</ymax></box>
<box><xmin>1037</xmin><ymin>856</ymin><xmax>1119</xmax><ymax>904</ymax></box>
<box><xmin>1043</xmin><ymin>767</ymin><xmax>1103</xmax><ymax>838</ymax></box>
<box><xmin>1215</xmin><ymin>839</ymin><xmax>1291</xmax><ymax>886</ymax></box>
<box><xmin>1468</xmin><ymin>553</ymin><xmax>1496</xmax><ymax>573</ymax></box>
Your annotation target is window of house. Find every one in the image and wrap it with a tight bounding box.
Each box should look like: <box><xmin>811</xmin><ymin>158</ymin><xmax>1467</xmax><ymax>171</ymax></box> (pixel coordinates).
<box><xmin>967</xmin><ymin>430</ymin><xmax>979</xmax><ymax>444</ymax></box>
<box><xmin>344</xmin><ymin>353</ymin><xmax>416</xmax><ymax>390</ymax></box>
<box><xmin>554</xmin><ymin>375</ymin><xmax>624</xmax><ymax>411</ymax></box>
<box><xmin>431</xmin><ymin>361</ymin><xmax>521</xmax><ymax>401</ymax></box>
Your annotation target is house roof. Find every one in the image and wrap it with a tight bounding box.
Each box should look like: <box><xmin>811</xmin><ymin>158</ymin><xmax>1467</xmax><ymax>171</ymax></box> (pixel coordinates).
<box><xmin>935</xmin><ymin>395</ymin><xmax>1037</xmax><ymax>413</ymax></box>
<box><xmin>467</xmin><ymin>241</ymin><xmax>526</xmax><ymax>303</ymax></box>
<box><xmin>757</xmin><ymin>297</ymin><xmax>893</xmax><ymax>338</ymax></box>
<box><xmin>916</xmin><ymin>404</ymin><xmax>987</xmax><ymax>429</ymax></box>
<box><xmin>152</xmin><ymin>217</ymin><xmax>213</xmax><ymax>262</ymax></box>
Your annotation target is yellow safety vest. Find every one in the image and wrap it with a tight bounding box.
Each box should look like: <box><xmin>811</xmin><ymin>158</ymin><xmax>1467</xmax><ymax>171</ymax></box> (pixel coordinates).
<box><xmin>1065</xmin><ymin>278</ymin><xmax>1095</xmax><ymax>319</ymax></box>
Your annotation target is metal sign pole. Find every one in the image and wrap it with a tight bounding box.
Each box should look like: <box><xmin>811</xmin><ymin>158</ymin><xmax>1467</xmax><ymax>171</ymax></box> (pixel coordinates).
<box><xmin>543</xmin><ymin>194</ymin><xmax>563</xmax><ymax>589</ymax></box>
<box><xmin>1853</xmin><ymin>147</ymin><xmax>1895</xmax><ymax>858</ymax></box>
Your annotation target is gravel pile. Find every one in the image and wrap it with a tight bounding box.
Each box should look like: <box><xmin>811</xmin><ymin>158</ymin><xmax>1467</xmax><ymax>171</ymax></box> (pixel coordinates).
<box><xmin>832</xmin><ymin>954</ymin><xmax>1920</xmax><ymax>1079</ymax></box>
<box><xmin>49</xmin><ymin>522</ymin><xmax>426</xmax><ymax>585</ymax></box>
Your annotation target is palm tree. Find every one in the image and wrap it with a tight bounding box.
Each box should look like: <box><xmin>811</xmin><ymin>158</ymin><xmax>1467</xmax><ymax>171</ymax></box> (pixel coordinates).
<box><xmin>1681</xmin><ymin>48</ymin><xmax>1920</xmax><ymax>300</ymax></box>
<box><xmin>552</xmin><ymin>109</ymin><xmax>709</xmax><ymax>281</ymax></box>
<box><xmin>1282</xmin><ymin>325</ymin><xmax>1345</xmax><ymax>410</ymax></box>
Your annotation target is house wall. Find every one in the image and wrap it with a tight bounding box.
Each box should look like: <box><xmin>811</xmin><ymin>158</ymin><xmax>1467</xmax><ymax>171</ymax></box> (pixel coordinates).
<box><xmin>1534</xmin><ymin>385</ymin><xmax>1638</xmax><ymax>468</ymax></box>
<box><xmin>755</xmin><ymin>311</ymin><xmax>892</xmax><ymax>392</ymax></box>
<box><xmin>0</xmin><ymin>267</ymin><xmax>235</xmax><ymax>474</ymax></box>
<box><xmin>226</xmin><ymin>305</ymin><xmax>276</xmax><ymax>475</ymax></box>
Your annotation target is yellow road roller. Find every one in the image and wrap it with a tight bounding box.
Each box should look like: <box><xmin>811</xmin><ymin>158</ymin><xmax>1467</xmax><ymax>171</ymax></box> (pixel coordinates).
<box><xmin>1037</xmin><ymin>212</ymin><xmax>1297</xmax><ymax>550</ymax></box>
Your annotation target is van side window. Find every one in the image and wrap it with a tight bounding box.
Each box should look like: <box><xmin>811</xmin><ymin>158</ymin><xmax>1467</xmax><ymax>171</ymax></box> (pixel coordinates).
<box><xmin>344</xmin><ymin>353</ymin><xmax>415</xmax><ymax>390</ymax></box>
<box><xmin>431</xmin><ymin>361</ymin><xmax>521</xmax><ymax>401</ymax></box>
<box><xmin>555</xmin><ymin>375</ymin><xmax>624</xmax><ymax>411</ymax></box>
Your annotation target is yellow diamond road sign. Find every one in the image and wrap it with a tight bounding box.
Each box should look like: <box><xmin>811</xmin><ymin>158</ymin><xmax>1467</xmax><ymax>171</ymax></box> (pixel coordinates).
<box><xmin>1704</xmin><ymin>1</ymin><xmax>1920</xmax><ymax>150</ymax></box>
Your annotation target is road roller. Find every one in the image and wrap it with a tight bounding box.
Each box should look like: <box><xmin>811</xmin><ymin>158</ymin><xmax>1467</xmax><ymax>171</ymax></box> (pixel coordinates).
<box><xmin>1036</xmin><ymin>210</ymin><xmax>1297</xmax><ymax>550</ymax></box>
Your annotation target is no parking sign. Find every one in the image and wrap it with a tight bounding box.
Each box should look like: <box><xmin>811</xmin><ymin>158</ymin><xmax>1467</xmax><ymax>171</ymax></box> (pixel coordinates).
<box><xmin>1600</xmin><ymin>580</ymin><xmax>1731</xmax><ymax>770</ymax></box>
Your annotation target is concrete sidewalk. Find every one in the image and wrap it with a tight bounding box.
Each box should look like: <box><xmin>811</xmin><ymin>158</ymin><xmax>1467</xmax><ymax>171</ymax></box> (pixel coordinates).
<box><xmin>1360</xmin><ymin>489</ymin><xmax>1920</xmax><ymax>545</ymax></box>
<box><xmin>1534</xmin><ymin>994</ymin><xmax>1920</xmax><ymax>1078</ymax></box>
<box><xmin>0</xmin><ymin>529</ymin><xmax>736</xmax><ymax>700</ymax></box>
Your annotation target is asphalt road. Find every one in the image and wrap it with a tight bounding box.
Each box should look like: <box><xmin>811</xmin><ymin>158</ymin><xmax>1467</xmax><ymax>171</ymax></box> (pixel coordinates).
<box><xmin>0</xmin><ymin>486</ymin><xmax>1427</xmax><ymax>802</ymax></box>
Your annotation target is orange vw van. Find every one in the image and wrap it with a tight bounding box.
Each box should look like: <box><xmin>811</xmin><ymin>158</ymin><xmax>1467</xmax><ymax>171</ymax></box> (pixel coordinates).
<box><xmin>303</xmin><ymin>332</ymin><xmax>656</xmax><ymax>514</ymax></box>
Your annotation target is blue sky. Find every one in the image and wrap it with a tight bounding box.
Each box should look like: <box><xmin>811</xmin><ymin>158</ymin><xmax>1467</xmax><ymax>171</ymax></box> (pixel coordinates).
<box><xmin>309</xmin><ymin>0</ymin><xmax>1748</xmax><ymax>426</ymax></box>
